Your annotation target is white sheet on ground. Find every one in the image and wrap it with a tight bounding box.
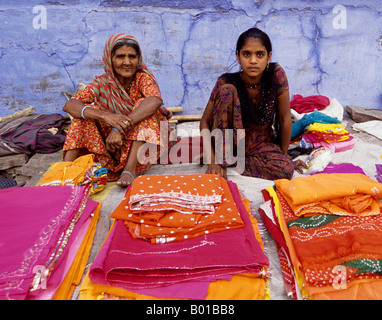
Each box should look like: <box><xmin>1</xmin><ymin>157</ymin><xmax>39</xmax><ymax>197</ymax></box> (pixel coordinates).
<box><xmin>352</xmin><ymin>120</ymin><xmax>382</xmax><ymax>141</ymax></box>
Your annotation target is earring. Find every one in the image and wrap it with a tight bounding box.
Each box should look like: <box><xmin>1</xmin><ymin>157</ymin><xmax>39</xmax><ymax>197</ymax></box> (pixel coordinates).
<box><xmin>267</xmin><ymin>62</ymin><xmax>269</xmax><ymax>71</ymax></box>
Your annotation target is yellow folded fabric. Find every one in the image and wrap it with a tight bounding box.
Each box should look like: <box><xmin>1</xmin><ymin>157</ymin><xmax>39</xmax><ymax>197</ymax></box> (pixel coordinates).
<box><xmin>90</xmin><ymin>181</ymin><xmax>117</xmax><ymax>203</ymax></box>
<box><xmin>40</xmin><ymin>154</ymin><xmax>95</xmax><ymax>186</ymax></box>
<box><xmin>307</xmin><ymin>122</ymin><xmax>348</xmax><ymax>135</ymax></box>
<box><xmin>266</xmin><ymin>186</ymin><xmax>310</xmax><ymax>299</ymax></box>
<box><xmin>53</xmin><ymin>203</ymin><xmax>101</xmax><ymax>300</ymax></box>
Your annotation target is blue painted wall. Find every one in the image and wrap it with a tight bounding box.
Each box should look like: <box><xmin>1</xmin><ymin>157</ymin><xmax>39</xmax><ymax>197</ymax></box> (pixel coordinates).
<box><xmin>0</xmin><ymin>0</ymin><xmax>381</xmax><ymax>117</ymax></box>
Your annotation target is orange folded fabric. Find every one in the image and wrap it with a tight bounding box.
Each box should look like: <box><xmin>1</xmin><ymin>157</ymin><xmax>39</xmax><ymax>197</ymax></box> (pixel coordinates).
<box><xmin>111</xmin><ymin>174</ymin><xmax>244</xmax><ymax>244</ymax></box>
<box><xmin>276</xmin><ymin>188</ymin><xmax>382</xmax><ymax>297</ymax></box>
<box><xmin>128</xmin><ymin>174</ymin><xmax>223</xmax><ymax>214</ymax></box>
<box><xmin>274</xmin><ymin>173</ymin><xmax>382</xmax><ymax>216</ymax></box>
<box><xmin>306</xmin><ymin>278</ymin><xmax>382</xmax><ymax>300</ymax></box>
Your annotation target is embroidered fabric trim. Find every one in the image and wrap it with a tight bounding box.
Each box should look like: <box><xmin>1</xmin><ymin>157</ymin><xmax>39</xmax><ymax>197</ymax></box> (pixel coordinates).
<box><xmin>129</xmin><ymin>191</ymin><xmax>221</xmax><ymax>214</ymax></box>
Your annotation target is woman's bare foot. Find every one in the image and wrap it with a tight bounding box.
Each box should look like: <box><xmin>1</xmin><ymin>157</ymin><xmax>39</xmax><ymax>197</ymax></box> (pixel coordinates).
<box><xmin>63</xmin><ymin>149</ymin><xmax>81</xmax><ymax>162</ymax></box>
<box><xmin>116</xmin><ymin>170</ymin><xmax>135</xmax><ymax>187</ymax></box>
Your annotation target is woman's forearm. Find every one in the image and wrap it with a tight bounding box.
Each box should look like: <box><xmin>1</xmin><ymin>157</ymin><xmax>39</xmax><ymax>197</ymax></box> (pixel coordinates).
<box><xmin>128</xmin><ymin>96</ymin><xmax>162</xmax><ymax>125</ymax></box>
<box><xmin>63</xmin><ymin>99</ymin><xmax>107</xmax><ymax>122</ymax></box>
<box><xmin>276</xmin><ymin>90</ymin><xmax>292</xmax><ymax>154</ymax></box>
<box><xmin>279</xmin><ymin>121</ymin><xmax>292</xmax><ymax>153</ymax></box>
<box><xmin>280</xmin><ymin>132</ymin><xmax>291</xmax><ymax>153</ymax></box>
<box><xmin>63</xmin><ymin>99</ymin><xmax>132</xmax><ymax>133</ymax></box>
<box><xmin>199</xmin><ymin>101</ymin><xmax>216</xmax><ymax>163</ymax></box>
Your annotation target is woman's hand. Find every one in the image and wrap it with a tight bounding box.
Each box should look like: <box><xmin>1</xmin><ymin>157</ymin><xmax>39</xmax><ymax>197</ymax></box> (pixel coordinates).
<box><xmin>103</xmin><ymin>113</ymin><xmax>134</xmax><ymax>134</ymax></box>
<box><xmin>106</xmin><ymin>129</ymin><xmax>124</xmax><ymax>153</ymax></box>
<box><xmin>205</xmin><ymin>163</ymin><xmax>227</xmax><ymax>179</ymax></box>
<box><xmin>293</xmin><ymin>159</ymin><xmax>308</xmax><ymax>174</ymax></box>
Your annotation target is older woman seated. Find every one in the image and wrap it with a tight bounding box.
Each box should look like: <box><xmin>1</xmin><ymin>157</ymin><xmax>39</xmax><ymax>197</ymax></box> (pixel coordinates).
<box><xmin>63</xmin><ymin>33</ymin><xmax>172</xmax><ymax>187</ymax></box>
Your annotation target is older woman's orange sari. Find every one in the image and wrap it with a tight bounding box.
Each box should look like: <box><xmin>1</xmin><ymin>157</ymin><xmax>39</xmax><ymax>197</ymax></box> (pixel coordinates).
<box><xmin>63</xmin><ymin>34</ymin><xmax>172</xmax><ymax>181</ymax></box>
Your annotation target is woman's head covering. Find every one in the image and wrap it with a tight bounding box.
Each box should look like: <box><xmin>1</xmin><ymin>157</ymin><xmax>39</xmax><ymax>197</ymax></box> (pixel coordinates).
<box><xmin>102</xmin><ymin>33</ymin><xmax>155</xmax><ymax>83</ymax></box>
<box><xmin>88</xmin><ymin>34</ymin><xmax>171</xmax><ymax>118</ymax></box>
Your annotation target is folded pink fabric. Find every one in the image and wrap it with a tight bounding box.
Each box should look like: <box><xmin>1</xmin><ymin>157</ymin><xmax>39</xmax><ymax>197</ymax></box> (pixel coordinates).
<box><xmin>89</xmin><ymin>223</ymin><xmax>214</xmax><ymax>299</ymax></box>
<box><xmin>303</xmin><ymin>133</ymin><xmax>355</xmax><ymax>152</ymax></box>
<box><xmin>315</xmin><ymin>138</ymin><xmax>355</xmax><ymax>153</ymax></box>
<box><xmin>0</xmin><ymin>185</ymin><xmax>94</xmax><ymax>300</ymax></box>
<box><xmin>89</xmin><ymin>180</ymin><xmax>268</xmax><ymax>299</ymax></box>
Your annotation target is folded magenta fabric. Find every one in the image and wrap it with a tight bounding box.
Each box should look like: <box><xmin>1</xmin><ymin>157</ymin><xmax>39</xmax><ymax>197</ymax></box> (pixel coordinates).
<box><xmin>89</xmin><ymin>180</ymin><xmax>269</xmax><ymax>299</ymax></box>
<box><xmin>26</xmin><ymin>197</ymin><xmax>99</xmax><ymax>300</ymax></box>
<box><xmin>376</xmin><ymin>164</ymin><xmax>382</xmax><ymax>183</ymax></box>
<box><xmin>311</xmin><ymin>163</ymin><xmax>366</xmax><ymax>176</ymax></box>
<box><xmin>290</xmin><ymin>94</ymin><xmax>330</xmax><ymax>114</ymax></box>
<box><xmin>0</xmin><ymin>185</ymin><xmax>97</xmax><ymax>300</ymax></box>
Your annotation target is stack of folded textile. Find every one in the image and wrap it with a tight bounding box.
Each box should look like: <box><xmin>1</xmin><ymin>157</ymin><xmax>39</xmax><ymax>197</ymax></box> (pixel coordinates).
<box><xmin>79</xmin><ymin>174</ymin><xmax>270</xmax><ymax>300</ymax></box>
<box><xmin>0</xmin><ymin>185</ymin><xmax>101</xmax><ymax>300</ymax></box>
<box><xmin>302</xmin><ymin>122</ymin><xmax>354</xmax><ymax>151</ymax></box>
<box><xmin>259</xmin><ymin>173</ymin><xmax>382</xmax><ymax>299</ymax></box>
<box><xmin>40</xmin><ymin>154</ymin><xmax>108</xmax><ymax>195</ymax></box>
<box><xmin>290</xmin><ymin>94</ymin><xmax>344</xmax><ymax>122</ymax></box>
<box><xmin>114</xmin><ymin>174</ymin><xmax>244</xmax><ymax>244</ymax></box>
<box><xmin>291</xmin><ymin>109</ymin><xmax>354</xmax><ymax>154</ymax></box>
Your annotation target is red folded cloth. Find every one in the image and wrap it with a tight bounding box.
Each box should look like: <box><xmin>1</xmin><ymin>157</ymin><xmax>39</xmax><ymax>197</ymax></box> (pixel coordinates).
<box><xmin>290</xmin><ymin>94</ymin><xmax>330</xmax><ymax>113</ymax></box>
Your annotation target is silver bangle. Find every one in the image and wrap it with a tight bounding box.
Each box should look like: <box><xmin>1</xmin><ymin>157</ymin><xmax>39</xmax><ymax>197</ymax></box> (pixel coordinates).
<box><xmin>81</xmin><ymin>106</ymin><xmax>90</xmax><ymax>119</ymax></box>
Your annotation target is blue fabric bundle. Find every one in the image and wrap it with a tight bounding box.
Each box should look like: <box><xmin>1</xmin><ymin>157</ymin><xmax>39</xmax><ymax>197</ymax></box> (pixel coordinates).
<box><xmin>291</xmin><ymin>109</ymin><xmax>341</xmax><ymax>141</ymax></box>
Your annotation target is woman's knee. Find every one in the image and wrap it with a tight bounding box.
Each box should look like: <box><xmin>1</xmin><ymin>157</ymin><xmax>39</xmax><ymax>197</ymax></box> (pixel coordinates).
<box><xmin>277</xmin><ymin>157</ymin><xmax>295</xmax><ymax>180</ymax></box>
<box><xmin>244</xmin><ymin>155</ymin><xmax>295</xmax><ymax>180</ymax></box>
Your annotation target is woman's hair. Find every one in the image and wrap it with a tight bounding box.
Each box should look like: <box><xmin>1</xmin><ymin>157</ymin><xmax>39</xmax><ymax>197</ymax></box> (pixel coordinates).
<box><xmin>111</xmin><ymin>38</ymin><xmax>141</xmax><ymax>58</ymax></box>
<box><xmin>236</xmin><ymin>27</ymin><xmax>272</xmax><ymax>55</ymax></box>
